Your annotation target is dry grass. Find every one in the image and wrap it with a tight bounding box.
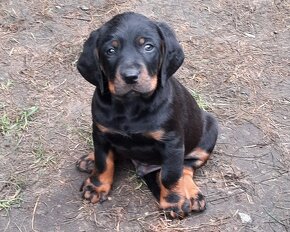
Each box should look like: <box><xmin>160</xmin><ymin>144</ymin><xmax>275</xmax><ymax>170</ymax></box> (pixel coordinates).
<box><xmin>0</xmin><ymin>0</ymin><xmax>289</xmax><ymax>231</ymax></box>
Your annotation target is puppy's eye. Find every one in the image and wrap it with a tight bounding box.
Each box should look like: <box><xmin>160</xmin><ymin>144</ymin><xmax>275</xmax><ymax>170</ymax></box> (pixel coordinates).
<box><xmin>106</xmin><ymin>48</ymin><xmax>116</xmax><ymax>55</ymax></box>
<box><xmin>144</xmin><ymin>44</ymin><xmax>154</xmax><ymax>52</ymax></box>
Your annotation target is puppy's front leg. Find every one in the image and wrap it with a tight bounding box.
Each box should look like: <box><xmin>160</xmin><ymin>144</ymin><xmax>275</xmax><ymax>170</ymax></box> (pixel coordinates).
<box><xmin>159</xmin><ymin>142</ymin><xmax>206</xmax><ymax>218</ymax></box>
<box><xmin>80</xmin><ymin>125</ymin><xmax>114</xmax><ymax>203</ymax></box>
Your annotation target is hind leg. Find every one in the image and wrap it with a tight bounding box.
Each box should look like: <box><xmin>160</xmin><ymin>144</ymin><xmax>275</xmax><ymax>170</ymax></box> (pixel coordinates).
<box><xmin>184</xmin><ymin>112</ymin><xmax>218</xmax><ymax>169</ymax></box>
<box><xmin>144</xmin><ymin>112</ymin><xmax>218</xmax><ymax>218</ymax></box>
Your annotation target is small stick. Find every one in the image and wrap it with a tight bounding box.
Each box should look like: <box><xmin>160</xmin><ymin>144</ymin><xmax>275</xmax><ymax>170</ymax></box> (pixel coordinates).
<box><xmin>32</xmin><ymin>195</ymin><xmax>41</xmax><ymax>232</ymax></box>
<box><xmin>263</xmin><ymin>207</ymin><xmax>287</xmax><ymax>227</ymax></box>
<box><xmin>62</xmin><ymin>16</ymin><xmax>91</xmax><ymax>22</ymax></box>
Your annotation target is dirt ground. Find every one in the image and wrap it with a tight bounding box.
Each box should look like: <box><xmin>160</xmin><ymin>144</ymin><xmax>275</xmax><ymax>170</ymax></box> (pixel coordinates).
<box><xmin>0</xmin><ymin>0</ymin><xmax>289</xmax><ymax>231</ymax></box>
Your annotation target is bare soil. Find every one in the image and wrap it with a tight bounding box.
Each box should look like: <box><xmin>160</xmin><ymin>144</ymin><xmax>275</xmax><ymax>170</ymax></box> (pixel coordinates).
<box><xmin>0</xmin><ymin>0</ymin><xmax>289</xmax><ymax>231</ymax></box>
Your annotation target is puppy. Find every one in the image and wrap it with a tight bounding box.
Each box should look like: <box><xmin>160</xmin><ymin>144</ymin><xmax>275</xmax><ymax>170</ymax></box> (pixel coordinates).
<box><xmin>76</xmin><ymin>12</ymin><xmax>218</xmax><ymax>218</ymax></box>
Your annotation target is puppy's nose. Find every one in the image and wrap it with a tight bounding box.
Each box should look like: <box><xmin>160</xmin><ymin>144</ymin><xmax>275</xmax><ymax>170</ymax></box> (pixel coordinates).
<box><xmin>121</xmin><ymin>69</ymin><xmax>140</xmax><ymax>84</ymax></box>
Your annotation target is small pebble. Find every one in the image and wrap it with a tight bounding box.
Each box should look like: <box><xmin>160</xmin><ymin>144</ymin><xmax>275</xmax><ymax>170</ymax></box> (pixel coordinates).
<box><xmin>238</xmin><ymin>212</ymin><xmax>252</xmax><ymax>224</ymax></box>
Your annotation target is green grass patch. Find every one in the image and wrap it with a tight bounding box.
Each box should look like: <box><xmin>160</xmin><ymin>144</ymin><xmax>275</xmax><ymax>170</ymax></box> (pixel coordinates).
<box><xmin>188</xmin><ymin>89</ymin><xmax>210</xmax><ymax>110</ymax></box>
<box><xmin>0</xmin><ymin>79</ymin><xmax>13</xmax><ymax>90</ymax></box>
<box><xmin>32</xmin><ymin>144</ymin><xmax>56</xmax><ymax>167</ymax></box>
<box><xmin>0</xmin><ymin>181</ymin><xmax>22</xmax><ymax>212</ymax></box>
<box><xmin>0</xmin><ymin>106</ymin><xmax>39</xmax><ymax>135</ymax></box>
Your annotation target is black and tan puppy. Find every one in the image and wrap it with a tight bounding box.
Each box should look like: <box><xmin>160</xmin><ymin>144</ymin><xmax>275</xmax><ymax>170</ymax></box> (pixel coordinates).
<box><xmin>76</xmin><ymin>12</ymin><xmax>218</xmax><ymax>218</ymax></box>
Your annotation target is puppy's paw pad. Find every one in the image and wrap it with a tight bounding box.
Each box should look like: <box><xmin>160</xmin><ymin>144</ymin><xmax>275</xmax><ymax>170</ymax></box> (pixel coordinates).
<box><xmin>191</xmin><ymin>192</ymin><xmax>206</xmax><ymax>212</ymax></box>
<box><xmin>80</xmin><ymin>176</ymin><xmax>111</xmax><ymax>204</ymax></box>
<box><xmin>76</xmin><ymin>153</ymin><xmax>95</xmax><ymax>173</ymax></box>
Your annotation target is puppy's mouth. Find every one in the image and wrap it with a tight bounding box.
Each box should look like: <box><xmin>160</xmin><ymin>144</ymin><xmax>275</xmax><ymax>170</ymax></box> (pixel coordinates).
<box><xmin>125</xmin><ymin>89</ymin><xmax>140</xmax><ymax>96</ymax></box>
<box><xmin>109</xmin><ymin>77</ymin><xmax>158</xmax><ymax>97</ymax></box>
<box><xmin>114</xmin><ymin>85</ymin><xmax>154</xmax><ymax>97</ymax></box>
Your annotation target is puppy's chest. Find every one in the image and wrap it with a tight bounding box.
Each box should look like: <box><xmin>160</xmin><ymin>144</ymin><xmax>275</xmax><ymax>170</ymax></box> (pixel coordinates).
<box><xmin>103</xmin><ymin>129</ymin><xmax>163</xmax><ymax>163</ymax></box>
<box><xmin>97</xmin><ymin>122</ymin><xmax>164</xmax><ymax>146</ymax></box>
<box><xmin>95</xmin><ymin>102</ymin><xmax>167</xmax><ymax>149</ymax></box>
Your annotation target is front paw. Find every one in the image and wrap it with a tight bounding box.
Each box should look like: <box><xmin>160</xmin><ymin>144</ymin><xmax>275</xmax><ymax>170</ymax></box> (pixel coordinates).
<box><xmin>80</xmin><ymin>173</ymin><xmax>112</xmax><ymax>203</ymax></box>
<box><xmin>79</xmin><ymin>151</ymin><xmax>114</xmax><ymax>204</ymax></box>
<box><xmin>159</xmin><ymin>168</ymin><xmax>206</xmax><ymax>219</ymax></box>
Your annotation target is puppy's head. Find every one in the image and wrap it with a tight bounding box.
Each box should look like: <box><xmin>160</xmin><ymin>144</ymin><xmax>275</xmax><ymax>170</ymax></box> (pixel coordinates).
<box><xmin>77</xmin><ymin>12</ymin><xmax>184</xmax><ymax>97</ymax></box>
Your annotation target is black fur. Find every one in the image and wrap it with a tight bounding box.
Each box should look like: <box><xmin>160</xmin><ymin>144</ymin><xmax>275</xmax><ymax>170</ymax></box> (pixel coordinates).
<box><xmin>77</xmin><ymin>12</ymin><xmax>218</xmax><ymax>200</ymax></box>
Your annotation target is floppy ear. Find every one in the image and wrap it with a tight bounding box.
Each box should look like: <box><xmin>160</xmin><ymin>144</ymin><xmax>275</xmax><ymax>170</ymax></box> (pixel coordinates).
<box><xmin>157</xmin><ymin>22</ymin><xmax>184</xmax><ymax>86</ymax></box>
<box><xmin>77</xmin><ymin>30</ymin><xmax>105</xmax><ymax>93</ymax></box>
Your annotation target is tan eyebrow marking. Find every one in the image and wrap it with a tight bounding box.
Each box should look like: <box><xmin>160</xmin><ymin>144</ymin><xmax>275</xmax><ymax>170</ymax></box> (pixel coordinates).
<box><xmin>138</xmin><ymin>37</ymin><xmax>145</xmax><ymax>45</ymax></box>
<box><xmin>112</xmin><ymin>40</ymin><xmax>119</xmax><ymax>47</ymax></box>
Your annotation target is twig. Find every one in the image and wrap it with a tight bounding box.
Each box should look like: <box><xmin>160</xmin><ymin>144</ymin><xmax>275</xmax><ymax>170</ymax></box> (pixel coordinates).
<box><xmin>4</xmin><ymin>213</ymin><xmax>11</xmax><ymax>232</ymax></box>
<box><xmin>129</xmin><ymin>211</ymin><xmax>161</xmax><ymax>222</ymax></box>
<box><xmin>93</xmin><ymin>6</ymin><xmax>117</xmax><ymax>17</ymax></box>
<box><xmin>263</xmin><ymin>207</ymin><xmax>287</xmax><ymax>227</ymax></box>
<box><xmin>62</xmin><ymin>16</ymin><xmax>91</xmax><ymax>22</ymax></box>
<box><xmin>32</xmin><ymin>195</ymin><xmax>41</xmax><ymax>232</ymax></box>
